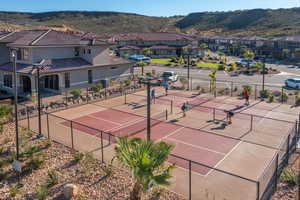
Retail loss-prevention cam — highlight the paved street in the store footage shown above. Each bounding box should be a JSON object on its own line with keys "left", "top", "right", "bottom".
{"left": 143, "top": 63, "right": 300, "bottom": 88}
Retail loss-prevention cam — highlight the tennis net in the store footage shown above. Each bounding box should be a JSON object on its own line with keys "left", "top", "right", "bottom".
{"left": 110, "top": 110, "right": 167, "bottom": 137}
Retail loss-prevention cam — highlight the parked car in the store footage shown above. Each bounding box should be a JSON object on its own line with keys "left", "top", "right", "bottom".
{"left": 157, "top": 71, "right": 178, "bottom": 84}
{"left": 285, "top": 78, "right": 300, "bottom": 89}
{"left": 236, "top": 59, "right": 257, "bottom": 67}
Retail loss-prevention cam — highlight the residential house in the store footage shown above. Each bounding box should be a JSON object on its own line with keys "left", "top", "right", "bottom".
{"left": 0, "top": 30, "right": 133, "bottom": 96}
{"left": 114, "top": 32, "right": 199, "bottom": 58}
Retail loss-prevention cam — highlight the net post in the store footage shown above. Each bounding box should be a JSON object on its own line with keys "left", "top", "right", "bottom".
{"left": 189, "top": 160, "right": 192, "bottom": 200}
{"left": 101, "top": 131, "right": 104, "bottom": 163}
{"left": 250, "top": 115, "right": 253, "bottom": 131}
{"left": 70, "top": 121, "right": 74, "bottom": 149}
{"left": 46, "top": 113, "right": 50, "bottom": 139}
{"left": 256, "top": 181, "right": 260, "bottom": 200}
{"left": 165, "top": 110, "right": 168, "bottom": 120}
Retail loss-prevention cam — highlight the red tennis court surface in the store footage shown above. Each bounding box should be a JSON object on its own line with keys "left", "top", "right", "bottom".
{"left": 61, "top": 108, "right": 240, "bottom": 176}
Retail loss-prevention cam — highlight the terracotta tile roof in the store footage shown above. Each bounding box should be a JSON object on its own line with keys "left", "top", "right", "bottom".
{"left": 149, "top": 45, "right": 176, "bottom": 50}
{"left": 0, "top": 55, "right": 132, "bottom": 74}
{"left": 119, "top": 45, "right": 140, "bottom": 50}
{"left": 114, "top": 32, "right": 196, "bottom": 42}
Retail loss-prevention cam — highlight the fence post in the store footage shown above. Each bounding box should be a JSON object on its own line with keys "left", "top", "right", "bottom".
{"left": 256, "top": 181, "right": 260, "bottom": 200}
{"left": 86, "top": 88, "right": 89, "bottom": 104}
{"left": 101, "top": 131, "right": 104, "bottom": 163}
{"left": 254, "top": 85, "right": 257, "bottom": 100}
{"left": 189, "top": 160, "right": 192, "bottom": 200}
{"left": 26, "top": 106, "right": 30, "bottom": 130}
{"left": 70, "top": 121, "right": 74, "bottom": 149}
{"left": 281, "top": 87, "right": 284, "bottom": 104}
{"left": 275, "top": 154, "right": 279, "bottom": 191}
{"left": 46, "top": 113, "right": 50, "bottom": 139}
{"left": 124, "top": 91, "right": 127, "bottom": 104}
{"left": 171, "top": 100, "right": 173, "bottom": 114}
{"left": 230, "top": 81, "right": 233, "bottom": 97}
{"left": 250, "top": 115, "right": 253, "bottom": 131}
{"left": 286, "top": 134, "right": 290, "bottom": 164}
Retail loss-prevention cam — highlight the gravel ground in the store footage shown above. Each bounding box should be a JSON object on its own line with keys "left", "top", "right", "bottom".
{"left": 0, "top": 123, "right": 185, "bottom": 200}
{"left": 272, "top": 151, "right": 300, "bottom": 200}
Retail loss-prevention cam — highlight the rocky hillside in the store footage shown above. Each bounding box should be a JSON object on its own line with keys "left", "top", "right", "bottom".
{"left": 1, "top": 8, "right": 300, "bottom": 37}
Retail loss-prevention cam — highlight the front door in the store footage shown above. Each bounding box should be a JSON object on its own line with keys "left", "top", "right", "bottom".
{"left": 21, "top": 76, "right": 31, "bottom": 93}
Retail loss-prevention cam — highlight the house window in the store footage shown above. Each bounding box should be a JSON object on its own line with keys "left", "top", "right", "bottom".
{"left": 64, "top": 72, "right": 70, "bottom": 88}
{"left": 17, "top": 48, "right": 29, "bottom": 61}
{"left": 74, "top": 47, "right": 80, "bottom": 56}
{"left": 88, "top": 70, "right": 93, "bottom": 84}
{"left": 83, "top": 49, "right": 86, "bottom": 54}
{"left": 88, "top": 49, "right": 91, "bottom": 54}
{"left": 4, "top": 74, "right": 13, "bottom": 88}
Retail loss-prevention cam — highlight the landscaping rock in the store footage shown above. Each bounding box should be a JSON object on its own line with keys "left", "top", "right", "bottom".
{"left": 63, "top": 184, "right": 79, "bottom": 199}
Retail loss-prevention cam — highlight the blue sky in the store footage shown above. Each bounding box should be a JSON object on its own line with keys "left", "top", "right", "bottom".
{"left": 1, "top": 0, "right": 299, "bottom": 16}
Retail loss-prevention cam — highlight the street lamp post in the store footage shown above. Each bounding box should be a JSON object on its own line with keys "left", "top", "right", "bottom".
{"left": 11, "top": 49, "right": 20, "bottom": 161}
{"left": 33, "top": 64, "right": 45, "bottom": 138}
{"left": 262, "top": 58, "right": 266, "bottom": 91}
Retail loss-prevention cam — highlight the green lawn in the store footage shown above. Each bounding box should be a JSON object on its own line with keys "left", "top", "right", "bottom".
{"left": 151, "top": 59, "right": 173, "bottom": 65}
{"left": 151, "top": 59, "right": 223, "bottom": 69}
{"left": 197, "top": 62, "right": 220, "bottom": 69}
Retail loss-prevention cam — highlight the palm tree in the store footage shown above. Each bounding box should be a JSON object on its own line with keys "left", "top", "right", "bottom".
{"left": 243, "top": 50, "right": 255, "bottom": 69}
{"left": 282, "top": 49, "right": 290, "bottom": 59}
{"left": 209, "top": 70, "right": 217, "bottom": 95}
{"left": 115, "top": 137, "right": 175, "bottom": 200}
{"left": 142, "top": 48, "right": 151, "bottom": 57}
{"left": 138, "top": 61, "right": 147, "bottom": 75}
{"left": 199, "top": 43, "right": 208, "bottom": 58}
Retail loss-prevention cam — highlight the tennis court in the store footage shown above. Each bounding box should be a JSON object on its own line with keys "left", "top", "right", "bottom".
{"left": 19, "top": 87, "right": 299, "bottom": 200}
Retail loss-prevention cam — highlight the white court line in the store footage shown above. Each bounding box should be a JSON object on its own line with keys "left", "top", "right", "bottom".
{"left": 166, "top": 137, "right": 226, "bottom": 156}
{"left": 87, "top": 114, "right": 122, "bottom": 126}
{"left": 205, "top": 141, "right": 242, "bottom": 177}
{"left": 106, "top": 111, "right": 164, "bottom": 132}
{"left": 159, "top": 127, "right": 185, "bottom": 141}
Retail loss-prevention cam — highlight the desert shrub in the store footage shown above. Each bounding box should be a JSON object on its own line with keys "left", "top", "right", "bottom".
{"left": 36, "top": 185, "right": 48, "bottom": 200}
{"left": 26, "top": 157, "right": 44, "bottom": 170}
{"left": 9, "top": 184, "right": 22, "bottom": 197}
{"left": 21, "top": 145, "right": 43, "bottom": 158}
{"left": 295, "top": 91, "right": 299, "bottom": 96}
{"left": 268, "top": 94, "right": 274, "bottom": 103}
{"left": 123, "top": 79, "right": 131, "bottom": 86}
{"left": 70, "top": 89, "right": 81, "bottom": 98}
{"left": 281, "top": 169, "right": 297, "bottom": 186}
{"left": 280, "top": 92, "right": 288, "bottom": 102}
{"left": 73, "top": 152, "right": 84, "bottom": 163}
{"left": 90, "top": 83, "right": 103, "bottom": 93}
{"left": 46, "top": 170, "right": 58, "bottom": 188}
{"left": 217, "top": 64, "right": 225, "bottom": 70}
{"left": 170, "top": 57, "right": 177, "bottom": 63}
{"left": 145, "top": 72, "right": 152, "bottom": 77}
{"left": 260, "top": 90, "right": 270, "bottom": 98}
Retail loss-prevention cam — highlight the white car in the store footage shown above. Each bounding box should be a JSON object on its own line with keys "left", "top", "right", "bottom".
{"left": 285, "top": 78, "right": 300, "bottom": 89}
{"left": 161, "top": 71, "right": 178, "bottom": 82}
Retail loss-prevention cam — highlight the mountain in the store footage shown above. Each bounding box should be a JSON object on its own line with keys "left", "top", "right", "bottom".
{"left": 1, "top": 8, "right": 300, "bottom": 37}
{"left": 176, "top": 8, "right": 300, "bottom": 37}
{"left": 0, "top": 11, "right": 179, "bottom": 34}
